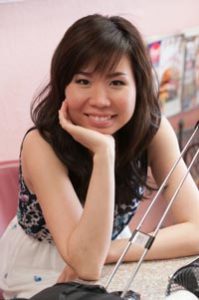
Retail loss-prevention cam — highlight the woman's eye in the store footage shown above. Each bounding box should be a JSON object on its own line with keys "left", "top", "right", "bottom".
{"left": 75, "top": 79, "right": 90, "bottom": 85}
{"left": 111, "top": 80, "right": 125, "bottom": 86}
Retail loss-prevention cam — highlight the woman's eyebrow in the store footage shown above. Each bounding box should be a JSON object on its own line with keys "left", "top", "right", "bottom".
{"left": 107, "top": 72, "right": 127, "bottom": 78}
{"left": 76, "top": 71, "right": 92, "bottom": 76}
{"left": 75, "top": 71, "right": 127, "bottom": 78}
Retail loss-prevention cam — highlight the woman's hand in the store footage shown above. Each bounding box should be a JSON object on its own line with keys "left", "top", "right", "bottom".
{"left": 57, "top": 265, "right": 78, "bottom": 283}
{"left": 58, "top": 100, "right": 115, "bottom": 156}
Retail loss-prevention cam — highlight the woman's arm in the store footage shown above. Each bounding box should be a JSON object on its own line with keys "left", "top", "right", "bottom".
{"left": 106, "top": 116, "right": 199, "bottom": 263}
{"left": 22, "top": 118, "right": 115, "bottom": 280}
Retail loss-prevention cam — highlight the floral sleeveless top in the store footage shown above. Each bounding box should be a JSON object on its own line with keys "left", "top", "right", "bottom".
{"left": 17, "top": 133, "right": 146, "bottom": 243}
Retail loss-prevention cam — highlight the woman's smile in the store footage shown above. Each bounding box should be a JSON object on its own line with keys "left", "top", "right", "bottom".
{"left": 84, "top": 113, "right": 117, "bottom": 128}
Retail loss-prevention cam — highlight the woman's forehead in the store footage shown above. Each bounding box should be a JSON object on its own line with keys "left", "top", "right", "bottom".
{"left": 77, "top": 53, "right": 131, "bottom": 75}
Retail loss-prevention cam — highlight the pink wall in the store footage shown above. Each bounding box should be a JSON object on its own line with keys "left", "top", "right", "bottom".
{"left": 1, "top": 0, "right": 199, "bottom": 160}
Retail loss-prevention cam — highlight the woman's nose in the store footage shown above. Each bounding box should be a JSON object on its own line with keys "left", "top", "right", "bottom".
{"left": 89, "top": 84, "right": 111, "bottom": 107}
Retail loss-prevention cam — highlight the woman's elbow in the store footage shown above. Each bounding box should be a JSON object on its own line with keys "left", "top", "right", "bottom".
{"left": 76, "top": 265, "right": 102, "bottom": 281}
{"left": 66, "top": 254, "right": 103, "bottom": 281}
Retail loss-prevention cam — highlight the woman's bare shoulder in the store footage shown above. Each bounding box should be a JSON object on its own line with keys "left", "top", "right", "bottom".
{"left": 23, "top": 129, "right": 50, "bottom": 149}
{"left": 22, "top": 128, "right": 67, "bottom": 177}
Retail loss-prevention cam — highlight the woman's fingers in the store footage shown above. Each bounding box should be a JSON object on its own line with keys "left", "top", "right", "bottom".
{"left": 58, "top": 100, "right": 115, "bottom": 155}
{"left": 59, "top": 100, "right": 72, "bottom": 127}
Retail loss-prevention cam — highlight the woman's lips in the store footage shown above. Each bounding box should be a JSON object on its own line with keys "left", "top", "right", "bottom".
{"left": 85, "top": 114, "right": 116, "bottom": 127}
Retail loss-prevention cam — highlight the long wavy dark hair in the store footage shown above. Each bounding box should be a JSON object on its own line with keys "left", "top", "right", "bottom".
{"left": 31, "top": 14, "right": 161, "bottom": 209}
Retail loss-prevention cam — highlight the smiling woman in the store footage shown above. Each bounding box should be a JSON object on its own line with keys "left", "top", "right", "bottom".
{"left": 65, "top": 55, "right": 136, "bottom": 134}
{"left": 0, "top": 13, "right": 199, "bottom": 300}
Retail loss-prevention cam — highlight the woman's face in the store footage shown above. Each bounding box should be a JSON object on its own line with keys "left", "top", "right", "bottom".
{"left": 65, "top": 55, "right": 136, "bottom": 135}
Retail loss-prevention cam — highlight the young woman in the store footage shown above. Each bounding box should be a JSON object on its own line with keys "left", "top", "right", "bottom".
{"left": 0, "top": 14, "right": 199, "bottom": 299}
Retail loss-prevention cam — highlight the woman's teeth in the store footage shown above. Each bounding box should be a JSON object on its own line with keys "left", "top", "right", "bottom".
{"left": 88, "top": 115, "right": 112, "bottom": 121}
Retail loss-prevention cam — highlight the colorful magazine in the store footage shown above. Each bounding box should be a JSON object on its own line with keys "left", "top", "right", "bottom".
{"left": 195, "top": 35, "right": 199, "bottom": 106}
{"left": 157, "top": 34, "right": 185, "bottom": 117}
{"left": 181, "top": 35, "right": 197, "bottom": 111}
{"left": 148, "top": 40, "right": 161, "bottom": 93}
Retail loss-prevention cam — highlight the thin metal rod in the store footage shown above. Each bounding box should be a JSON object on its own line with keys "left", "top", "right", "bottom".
{"left": 121, "top": 148, "right": 199, "bottom": 298}
{"left": 105, "top": 241, "right": 132, "bottom": 289}
{"left": 136, "top": 123, "right": 199, "bottom": 232}
{"left": 121, "top": 248, "right": 148, "bottom": 298}
{"left": 153, "top": 147, "right": 199, "bottom": 237}
{"left": 105, "top": 124, "right": 198, "bottom": 290}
